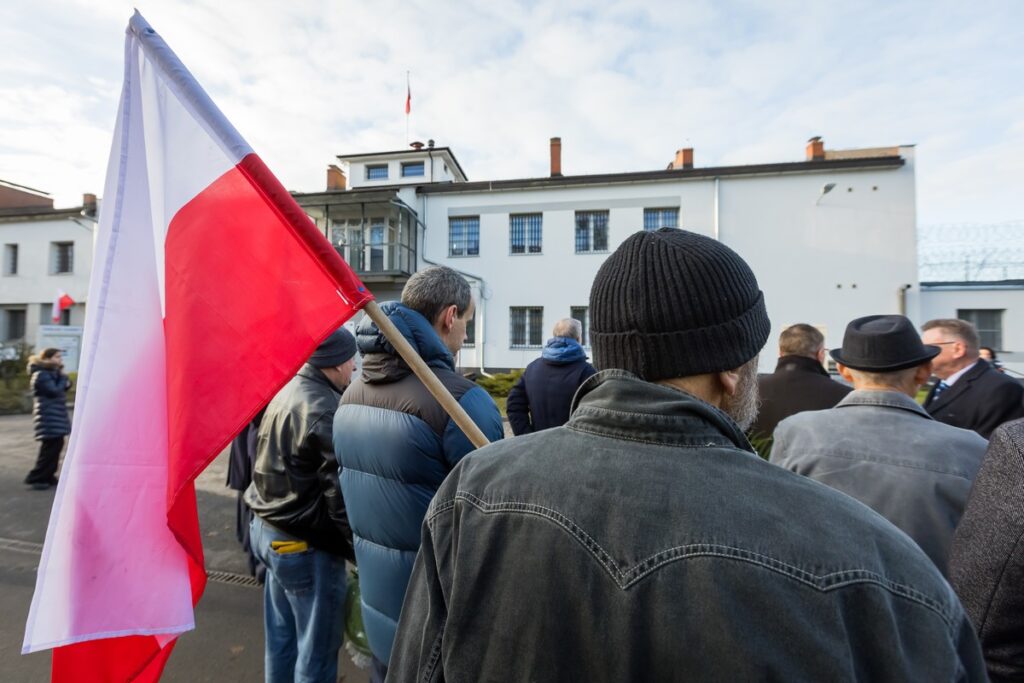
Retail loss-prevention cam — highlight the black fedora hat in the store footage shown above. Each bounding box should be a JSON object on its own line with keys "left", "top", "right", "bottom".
{"left": 830, "top": 315, "right": 941, "bottom": 372}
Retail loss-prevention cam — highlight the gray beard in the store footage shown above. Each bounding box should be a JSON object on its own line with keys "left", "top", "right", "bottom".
{"left": 723, "top": 357, "right": 761, "bottom": 431}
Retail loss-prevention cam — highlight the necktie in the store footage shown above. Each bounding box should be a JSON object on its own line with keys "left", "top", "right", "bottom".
{"left": 932, "top": 380, "right": 950, "bottom": 400}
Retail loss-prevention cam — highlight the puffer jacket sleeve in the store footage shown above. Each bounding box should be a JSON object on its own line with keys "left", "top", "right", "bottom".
{"left": 442, "top": 385, "right": 504, "bottom": 467}
{"left": 33, "top": 370, "right": 65, "bottom": 399}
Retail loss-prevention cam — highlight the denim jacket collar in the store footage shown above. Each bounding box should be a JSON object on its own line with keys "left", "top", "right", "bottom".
{"left": 568, "top": 369, "right": 755, "bottom": 451}
{"left": 835, "top": 389, "right": 933, "bottom": 419}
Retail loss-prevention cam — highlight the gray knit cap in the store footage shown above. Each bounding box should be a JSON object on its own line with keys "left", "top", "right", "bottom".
{"left": 589, "top": 229, "right": 770, "bottom": 381}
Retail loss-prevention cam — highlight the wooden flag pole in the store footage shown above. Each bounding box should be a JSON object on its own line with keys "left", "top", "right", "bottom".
{"left": 363, "top": 299, "right": 491, "bottom": 449}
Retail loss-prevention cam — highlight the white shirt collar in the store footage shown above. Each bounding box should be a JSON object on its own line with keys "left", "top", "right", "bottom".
{"left": 944, "top": 360, "right": 979, "bottom": 387}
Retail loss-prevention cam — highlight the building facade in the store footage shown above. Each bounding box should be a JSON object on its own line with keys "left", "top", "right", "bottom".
{"left": 296, "top": 138, "right": 920, "bottom": 372}
{"left": 0, "top": 180, "right": 94, "bottom": 349}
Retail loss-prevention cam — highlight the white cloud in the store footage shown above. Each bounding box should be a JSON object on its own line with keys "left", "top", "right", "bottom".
{"left": 0, "top": 0, "right": 1020, "bottom": 226}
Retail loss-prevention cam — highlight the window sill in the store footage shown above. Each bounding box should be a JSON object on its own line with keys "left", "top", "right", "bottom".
{"left": 509, "top": 252, "right": 543, "bottom": 256}
{"left": 50, "top": 272, "right": 74, "bottom": 276}
{"left": 510, "top": 345, "right": 543, "bottom": 350}
{"left": 574, "top": 250, "right": 610, "bottom": 255}
{"left": 447, "top": 254, "right": 480, "bottom": 258}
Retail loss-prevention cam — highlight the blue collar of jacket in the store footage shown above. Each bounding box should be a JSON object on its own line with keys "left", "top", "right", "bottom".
{"left": 356, "top": 301, "right": 454, "bottom": 381}
{"left": 567, "top": 369, "right": 755, "bottom": 451}
{"left": 835, "top": 389, "right": 933, "bottom": 419}
{"left": 542, "top": 336, "right": 587, "bottom": 364}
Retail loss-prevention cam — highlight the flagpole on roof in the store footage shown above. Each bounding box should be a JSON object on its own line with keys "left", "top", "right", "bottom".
{"left": 405, "top": 70, "right": 410, "bottom": 145}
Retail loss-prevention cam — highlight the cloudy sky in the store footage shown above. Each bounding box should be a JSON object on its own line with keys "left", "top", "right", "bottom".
{"left": 1, "top": 0, "right": 1020, "bottom": 225}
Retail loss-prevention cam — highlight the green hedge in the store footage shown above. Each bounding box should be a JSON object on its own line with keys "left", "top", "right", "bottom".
{"left": 475, "top": 370, "right": 523, "bottom": 399}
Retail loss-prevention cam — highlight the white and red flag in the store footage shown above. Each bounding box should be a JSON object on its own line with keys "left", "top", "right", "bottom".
{"left": 23, "top": 11, "right": 372, "bottom": 681}
{"left": 50, "top": 290, "right": 74, "bottom": 323}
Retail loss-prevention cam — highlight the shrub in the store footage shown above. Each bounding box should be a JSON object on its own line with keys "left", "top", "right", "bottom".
{"left": 476, "top": 370, "right": 523, "bottom": 399}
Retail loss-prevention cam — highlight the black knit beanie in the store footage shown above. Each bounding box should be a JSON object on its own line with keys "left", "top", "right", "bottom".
{"left": 589, "top": 228, "right": 770, "bottom": 381}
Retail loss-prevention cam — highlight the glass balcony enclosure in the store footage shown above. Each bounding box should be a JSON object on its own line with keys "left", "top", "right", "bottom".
{"left": 296, "top": 190, "right": 417, "bottom": 284}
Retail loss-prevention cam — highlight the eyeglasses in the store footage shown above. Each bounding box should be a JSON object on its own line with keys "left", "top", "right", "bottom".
{"left": 931, "top": 341, "right": 958, "bottom": 345}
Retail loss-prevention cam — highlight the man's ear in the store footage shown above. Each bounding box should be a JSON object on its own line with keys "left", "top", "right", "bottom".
{"left": 837, "top": 363, "right": 854, "bottom": 383}
{"left": 437, "top": 304, "right": 458, "bottom": 332}
{"left": 718, "top": 368, "right": 741, "bottom": 397}
{"left": 817, "top": 347, "right": 827, "bottom": 365}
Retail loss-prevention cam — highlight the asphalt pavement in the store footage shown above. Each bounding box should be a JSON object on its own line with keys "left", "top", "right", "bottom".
{"left": 0, "top": 413, "right": 367, "bottom": 681}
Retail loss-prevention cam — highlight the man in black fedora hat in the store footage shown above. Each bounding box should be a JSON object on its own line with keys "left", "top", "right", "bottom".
{"left": 772, "top": 314, "right": 988, "bottom": 576}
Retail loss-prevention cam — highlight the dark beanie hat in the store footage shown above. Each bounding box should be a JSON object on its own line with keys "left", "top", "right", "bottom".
{"left": 589, "top": 228, "right": 770, "bottom": 381}
{"left": 309, "top": 327, "right": 357, "bottom": 368}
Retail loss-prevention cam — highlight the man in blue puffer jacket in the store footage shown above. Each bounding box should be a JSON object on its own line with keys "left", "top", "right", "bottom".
{"left": 507, "top": 318, "right": 597, "bottom": 435}
{"left": 333, "top": 266, "right": 504, "bottom": 681}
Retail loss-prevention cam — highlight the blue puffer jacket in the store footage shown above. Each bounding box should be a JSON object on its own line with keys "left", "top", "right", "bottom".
{"left": 506, "top": 337, "right": 597, "bottom": 435}
{"left": 29, "top": 358, "right": 72, "bottom": 440}
{"left": 333, "top": 301, "right": 504, "bottom": 663}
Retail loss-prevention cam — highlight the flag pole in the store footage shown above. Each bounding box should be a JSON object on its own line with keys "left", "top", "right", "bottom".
{"left": 363, "top": 300, "right": 490, "bottom": 449}
{"left": 405, "top": 70, "right": 410, "bottom": 145}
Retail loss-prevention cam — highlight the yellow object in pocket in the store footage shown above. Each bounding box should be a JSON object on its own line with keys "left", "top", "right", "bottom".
{"left": 270, "top": 540, "right": 308, "bottom": 554}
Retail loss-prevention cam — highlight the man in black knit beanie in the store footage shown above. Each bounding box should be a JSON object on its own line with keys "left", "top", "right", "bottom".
{"left": 388, "top": 229, "right": 985, "bottom": 682}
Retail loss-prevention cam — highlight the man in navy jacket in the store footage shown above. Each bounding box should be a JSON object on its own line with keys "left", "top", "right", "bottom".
{"left": 507, "top": 318, "right": 597, "bottom": 435}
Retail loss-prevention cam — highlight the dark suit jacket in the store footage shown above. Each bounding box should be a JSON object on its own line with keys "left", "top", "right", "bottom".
{"left": 750, "top": 355, "right": 852, "bottom": 439}
{"left": 924, "top": 360, "right": 1024, "bottom": 438}
{"left": 949, "top": 419, "right": 1024, "bottom": 682}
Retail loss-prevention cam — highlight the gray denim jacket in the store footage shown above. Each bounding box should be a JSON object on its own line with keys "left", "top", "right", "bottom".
{"left": 388, "top": 372, "right": 985, "bottom": 682}
{"left": 772, "top": 390, "right": 988, "bottom": 576}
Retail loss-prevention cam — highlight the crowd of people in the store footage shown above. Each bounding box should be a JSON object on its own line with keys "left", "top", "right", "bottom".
{"left": 28, "top": 228, "right": 1023, "bottom": 681}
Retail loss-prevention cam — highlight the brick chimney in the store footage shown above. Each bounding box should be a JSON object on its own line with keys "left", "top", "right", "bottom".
{"left": 672, "top": 148, "right": 694, "bottom": 170}
{"left": 410, "top": 141, "right": 425, "bottom": 150}
{"left": 806, "top": 136, "right": 825, "bottom": 161}
{"left": 326, "top": 165, "right": 347, "bottom": 191}
{"left": 550, "top": 137, "right": 562, "bottom": 177}
{"left": 82, "top": 193, "right": 98, "bottom": 217}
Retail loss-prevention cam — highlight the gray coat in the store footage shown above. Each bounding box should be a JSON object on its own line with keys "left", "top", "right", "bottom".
{"left": 772, "top": 390, "right": 987, "bottom": 576}
{"left": 950, "top": 419, "right": 1024, "bottom": 682}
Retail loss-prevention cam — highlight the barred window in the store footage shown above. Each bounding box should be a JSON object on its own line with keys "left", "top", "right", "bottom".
{"left": 575, "top": 211, "right": 609, "bottom": 253}
{"left": 570, "top": 306, "right": 590, "bottom": 346}
{"left": 401, "top": 161, "right": 424, "bottom": 177}
{"left": 958, "top": 309, "right": 1004, "bottom": 351}
{"left": 51, "top": 242, "right": 74, "bottom": 274}
{"left": 2, "top": 308, "right": 26, "bottom": 341}
{"left": 464, "top": 315, "right": 475, "bottom": 346}
{"left": 510, "top": 307, "right": 544, "bottom": 348}
{"left": 366, "top": 164, "right": 388, "bottom": 180}
{"left": 510, "top": 213, "right": 542, "bottom": 254}
{"left": 449, "top": 217, "right": 480, "bottom": 256}
{"left": 644, "top": 208, "right": 679, "bottom": 231}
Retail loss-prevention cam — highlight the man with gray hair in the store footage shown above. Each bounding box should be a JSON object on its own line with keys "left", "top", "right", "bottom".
{"left": 506, "top": 317, "right": 597, "bottom": 435}
{"left": 389, "top": 232, "right": 984, "bottom": 681}
{"left": 332, "top": 266, "right": 504, "bottom": 682}
{"left": 772, "top": 315, "right": 988, "bottom": 575}
{"left": 749, "top": 323, "right": 851, "bottom": 442}
{"left": 922, "top": 318, "right": 1024, "bottom": 438}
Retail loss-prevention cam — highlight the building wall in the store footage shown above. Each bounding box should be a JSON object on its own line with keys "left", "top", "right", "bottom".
{"left": 0, "top": 217, "right": 92, "bottom": 346}
{"left": 415, "top": 148, "right": 918, "bottom": 372}
{"left": 920, "top": 286, "right": 1024, "bottom": 375}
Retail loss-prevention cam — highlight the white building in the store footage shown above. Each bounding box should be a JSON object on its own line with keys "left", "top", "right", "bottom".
{"left": 296, "top": 137, "right": 920, "bottom": 372}
{"left": 0, "top": 180, "right": 94, "bottom": 349}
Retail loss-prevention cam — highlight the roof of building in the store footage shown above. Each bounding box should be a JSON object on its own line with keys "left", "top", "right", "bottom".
{"left": 921, "top": 279, "right": 1024, "bottom": 290}
{"left": 416, "top": 155, "right": 904, "bottom": 195}
{"left": 336, "top": 147, "right": 468, "bottom": 181}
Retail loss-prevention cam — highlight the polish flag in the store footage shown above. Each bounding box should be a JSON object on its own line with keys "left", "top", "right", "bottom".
{"left": 406, "top": 78, "right": 411, "bottom": 115}
{"left": 50, "top": 290, "right": 75, "bottom": 323}
{"left": 23, "top": 11, "right": 372, "bottom": 681}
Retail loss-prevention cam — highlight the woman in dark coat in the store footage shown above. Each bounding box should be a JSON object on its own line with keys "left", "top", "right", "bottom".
{"left": 25, "top": 348, "right": 72, "bottom": 490}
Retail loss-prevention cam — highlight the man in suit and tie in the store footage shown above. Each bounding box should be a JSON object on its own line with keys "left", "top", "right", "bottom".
{"left": 921, "top": 319, "right": 1024, "bottom": 438}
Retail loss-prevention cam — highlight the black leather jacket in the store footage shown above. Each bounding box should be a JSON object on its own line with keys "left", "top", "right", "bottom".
{"left": 390, "top": 371, "right": 985, "bottom": 682}
{"left": 244, "top": 364, "right": 353, "bottom": 560}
